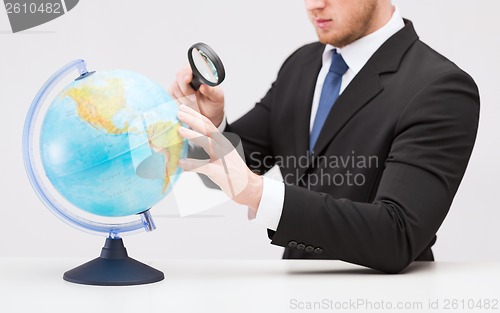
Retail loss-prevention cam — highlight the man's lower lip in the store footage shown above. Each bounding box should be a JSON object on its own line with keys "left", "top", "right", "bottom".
{"left": 316, "top": 20, "right": 332, "bottom": 29}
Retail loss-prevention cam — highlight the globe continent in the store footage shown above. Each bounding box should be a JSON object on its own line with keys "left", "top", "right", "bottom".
{"left": 40, "top": 70, "right": 187, "bottom": 217}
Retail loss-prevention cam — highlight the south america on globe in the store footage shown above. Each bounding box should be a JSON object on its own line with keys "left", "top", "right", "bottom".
{"left": 40, "top": 70, "right": 187, "bottom": 217}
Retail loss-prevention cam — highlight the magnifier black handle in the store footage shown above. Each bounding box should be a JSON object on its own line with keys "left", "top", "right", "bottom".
{"left": 188, "top": 42, "right": 225, "bottom": 92}
{"left": 190, "top": 78, "right": 202, "bottom": 91}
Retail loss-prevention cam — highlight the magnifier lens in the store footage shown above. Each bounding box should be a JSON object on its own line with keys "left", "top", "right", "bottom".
{"left": 188, "top": 42, "right": 225, "bottom": 91}
{"left": 191, "top": 48, "right": 219, "bottom": 84}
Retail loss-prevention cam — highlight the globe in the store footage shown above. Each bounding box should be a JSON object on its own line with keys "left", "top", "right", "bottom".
{"left": 39, "top": 69, "right": 187, "bottom": 217}
{"left": 23, "top": 60, "right": 188, "bottom": 285}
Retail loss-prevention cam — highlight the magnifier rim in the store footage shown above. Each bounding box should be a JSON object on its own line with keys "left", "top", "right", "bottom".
{"left": 188, "top": 42, "right": 226, "bottom": 87}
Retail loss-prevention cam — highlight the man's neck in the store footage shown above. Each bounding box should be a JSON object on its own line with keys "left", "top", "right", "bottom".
{"left": 364, "top": 5, "right": 396, "bottom": 38}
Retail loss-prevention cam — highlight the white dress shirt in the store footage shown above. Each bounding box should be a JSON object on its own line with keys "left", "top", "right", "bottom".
{"left": 253, "top": 6, "right": 405, "bottom": 230}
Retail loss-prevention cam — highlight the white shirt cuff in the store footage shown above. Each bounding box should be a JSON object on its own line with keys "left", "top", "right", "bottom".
{"left": 253, "top": 176, "right": 285, "bottom": 231}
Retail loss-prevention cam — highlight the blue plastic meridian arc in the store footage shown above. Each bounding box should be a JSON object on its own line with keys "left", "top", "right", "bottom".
{"left": 22, "top": 59, "right": 148, "bottom": 237}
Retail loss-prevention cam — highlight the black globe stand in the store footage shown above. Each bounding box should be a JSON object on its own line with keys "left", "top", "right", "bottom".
{"left": 63, "top": 237, "right": 164, "bottom": 286}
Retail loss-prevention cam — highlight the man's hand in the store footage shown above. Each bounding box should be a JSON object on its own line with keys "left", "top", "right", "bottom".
{"left": 169, "top": 66, "right": 225, "bottom": 127}
{"left": 176, "top": 105, "right": 263, "bottom": 214}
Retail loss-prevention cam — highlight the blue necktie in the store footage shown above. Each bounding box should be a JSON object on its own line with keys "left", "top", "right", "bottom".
{"left": 309, "top": 49, "right": 349, "bottom": 153}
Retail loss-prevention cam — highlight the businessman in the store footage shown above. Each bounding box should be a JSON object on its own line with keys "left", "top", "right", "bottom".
{"left": 170, "top": 0, "right": 480, "bottom": 273}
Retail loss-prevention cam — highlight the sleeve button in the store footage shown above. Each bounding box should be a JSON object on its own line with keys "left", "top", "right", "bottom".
{"left": 305, "top": 246, "right": 314, "bottom": 253}
{"left": 314, "top": 247, "right": 323, "bottom": 254}
{"left": 288, "top": 241, "right": 297, "bottom": 248}
{"left": 297, "top": 243, "right": 305, "bottom": 250}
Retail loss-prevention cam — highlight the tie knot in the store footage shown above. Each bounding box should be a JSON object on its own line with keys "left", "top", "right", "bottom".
{"left": 329, "top": 50, "right": 349, "bottom": 75}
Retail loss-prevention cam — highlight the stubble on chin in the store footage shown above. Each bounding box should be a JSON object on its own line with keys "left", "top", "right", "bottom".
{"left": 316, "top": 1, "right": 377, "bottom": 48}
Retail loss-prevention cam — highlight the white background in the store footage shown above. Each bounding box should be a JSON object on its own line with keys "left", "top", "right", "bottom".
{"left": 0, "top": 0, "right": 499, "bottom": 262}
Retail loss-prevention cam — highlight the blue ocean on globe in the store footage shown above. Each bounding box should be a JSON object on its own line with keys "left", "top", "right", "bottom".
{"left": 40, "top": 70, "right": 187, "bottom": 217}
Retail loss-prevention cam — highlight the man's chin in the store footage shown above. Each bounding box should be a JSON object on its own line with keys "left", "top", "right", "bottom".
{"left": 315, "top": 29, "right": 339, "bottom": 45}
{"left": 317, "top": 34, "right": 341, "bottom": 47}
{"left": 316, "top": 31, "right": 357, "bottom": 48}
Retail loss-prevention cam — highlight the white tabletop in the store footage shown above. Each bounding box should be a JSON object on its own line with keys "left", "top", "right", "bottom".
{"left": 1, "top": 258, "right": 499, "bottom": 313}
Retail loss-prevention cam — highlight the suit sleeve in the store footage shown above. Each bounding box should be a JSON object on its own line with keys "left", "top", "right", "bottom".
{"left": 225, "top": 85, "right": 275, "bottom": 175}
{"left": 268, "top": 70, "right": 480, "bottom": 273}
{"left": 224, "top": 46, "right": 306, "bottom": 174}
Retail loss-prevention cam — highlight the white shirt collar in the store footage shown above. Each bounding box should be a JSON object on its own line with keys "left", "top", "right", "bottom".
{"left": 322, "top": 6, "right": 405, "bottom": 75}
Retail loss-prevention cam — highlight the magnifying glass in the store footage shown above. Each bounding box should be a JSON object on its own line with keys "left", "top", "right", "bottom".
{"left": 188, "top": 42, "right": 225, "bottom": 91}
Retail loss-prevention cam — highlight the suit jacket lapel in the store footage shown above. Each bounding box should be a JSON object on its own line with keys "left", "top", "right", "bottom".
{"left": 311, "top": 19, "right": 419, "bottom": 157}
{"left": 311, "top": 63, "right": 383, "bottom": 156}
{"left": 291, "top": 20, "right": 419, "bottom": 178}
{"left": 292, "top": 47, "right": 385, "bottom": 181}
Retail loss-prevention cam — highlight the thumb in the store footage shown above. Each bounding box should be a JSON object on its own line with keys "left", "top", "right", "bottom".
{"left": 199, "top": 84, "right": 223, "bottom": 102}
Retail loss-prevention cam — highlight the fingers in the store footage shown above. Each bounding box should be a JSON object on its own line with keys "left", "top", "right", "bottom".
{"left": 178, "top": 126, "right": 215, "bottom": 157}
{"left": 176, "top": 66, "right": 196, "bottom": 97}
{"left": 178, "top": 158, "right": 211, "bottom": 173}
{"left": 169, "top": 83, "right": 196, "bottom": 107}
{"left": 177, "top": 105, "right": 218, "bottom": 136}
{"left": 169, "top": 65, "right": 224, "bottom": 106}
{"left": 168, "top": 66, "right": 198, "bottom": 108}
{"left": 178, "top": 105, "right": 236, "bottom": 161}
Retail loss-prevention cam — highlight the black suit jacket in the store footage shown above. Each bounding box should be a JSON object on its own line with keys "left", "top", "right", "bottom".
{"left": 225, "top": 20, "right": 480, "bottom": 273}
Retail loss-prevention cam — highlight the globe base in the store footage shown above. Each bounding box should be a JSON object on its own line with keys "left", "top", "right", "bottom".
{"left": 63, "top": 238, "right": 164, "bottom": 286}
